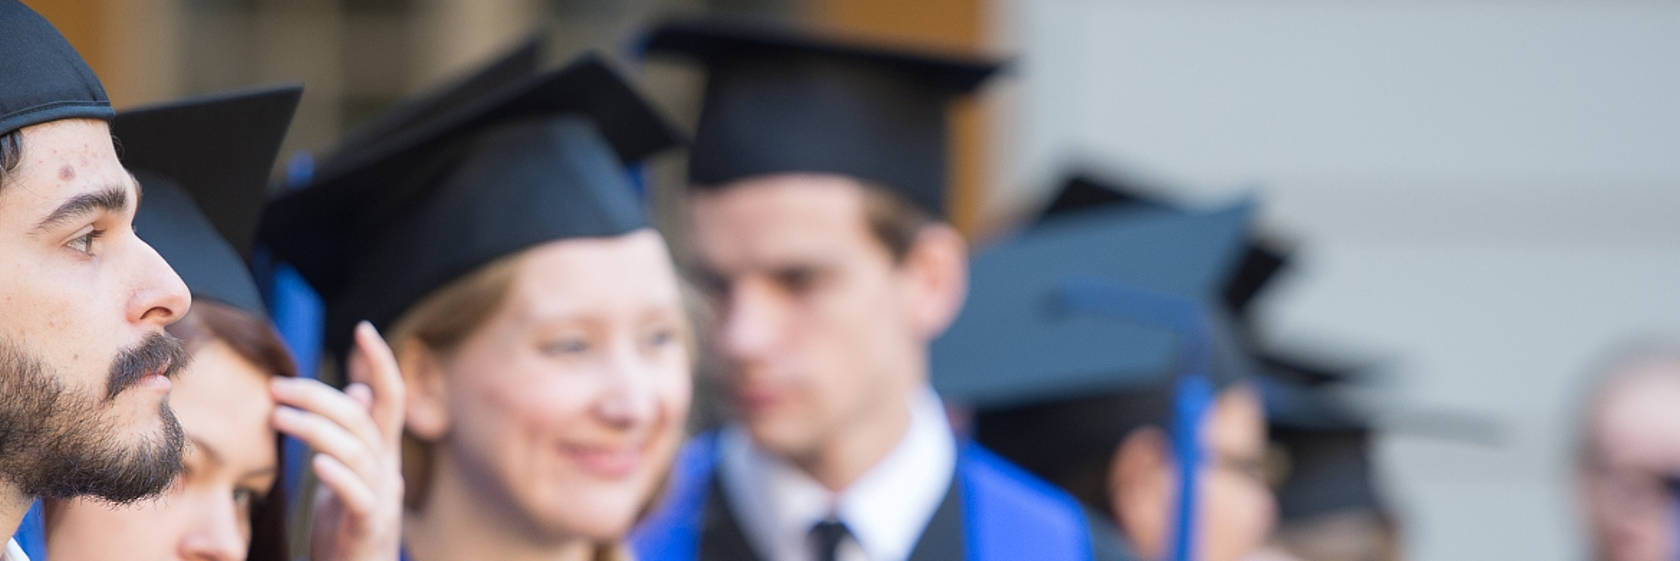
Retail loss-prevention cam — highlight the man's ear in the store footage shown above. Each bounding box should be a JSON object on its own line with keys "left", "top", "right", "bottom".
{"left": 396, "top": 340, "right": 451, "bottom": 441}
{"left": 1110, "top": 426, "right": 1175, "bottom": 559}
{"left": 897, "top": 223, "right": 968, "bottom": 340}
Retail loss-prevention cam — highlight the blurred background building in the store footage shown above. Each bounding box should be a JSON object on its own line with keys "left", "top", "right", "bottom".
{"left": 33, "top": 1, "right": 1680, "bottom": 560}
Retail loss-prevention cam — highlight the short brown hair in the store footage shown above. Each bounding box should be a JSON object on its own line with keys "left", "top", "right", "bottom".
{"left": 860, "top": 186, "right": 940, "bottom": 262}
{"left": 165, "top": 300, "right": 298, "bottom": 561}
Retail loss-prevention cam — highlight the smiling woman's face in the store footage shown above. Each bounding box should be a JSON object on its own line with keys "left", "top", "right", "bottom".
{"left": 409, "top": 229, "right": 693, "bottom": 542}
{"left": 46, "top": 336, "right": 279, "bottom": 561}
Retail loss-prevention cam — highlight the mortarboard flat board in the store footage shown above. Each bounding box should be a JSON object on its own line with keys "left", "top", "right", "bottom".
{"left": 0, "top": 0, "right": 113, "bottom": 135}
{"left": 1038, "top": 171, "right": 1291, "bottom": 321}
{"left": 260, "top": 52, "right": 683, "bottom": 357}
{"left": 119, "top": 84, "right": 302, "bottom": 317}
{"left": 327, "top": 33, "right": 546, "bottom": 163}
{"left": 641, "top": 16, "right": 1003, "bottom": 218}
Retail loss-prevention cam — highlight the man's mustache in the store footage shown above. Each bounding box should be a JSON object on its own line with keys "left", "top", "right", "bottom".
{"left": 105, "top": 333, "right": 190, "bottom": 401}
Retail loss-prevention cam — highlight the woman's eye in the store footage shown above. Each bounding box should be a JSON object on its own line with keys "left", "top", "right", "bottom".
{"left": 644, "top": 328, "right": 678, "bottom": 348}
{"left": 540, "top": 338, "right": 590, "bottom": 356}
{"left": 66, "top": 229, "right": 103, "bottom": 256}
{"left": 232, "top": 487, "right": 266, "bottom": 512}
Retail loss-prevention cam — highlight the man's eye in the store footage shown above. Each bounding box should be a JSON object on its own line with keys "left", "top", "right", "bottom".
{"left": 67, "top": 229, "right": 104, "bottom": 255}
{"left": 773, "top": 269, "right": 818, "bottom": 293}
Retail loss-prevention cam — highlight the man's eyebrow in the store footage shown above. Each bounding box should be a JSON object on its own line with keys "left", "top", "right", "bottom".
{"left": 32, "top": 184, "right": 129, "bottom": 233}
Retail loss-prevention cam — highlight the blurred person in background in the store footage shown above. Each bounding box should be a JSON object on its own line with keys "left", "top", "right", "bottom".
{"left": 946, "top": 202, "right": 1275, "bottom": 561}
{"left": 1575, "top": 342, "right": 1680, "bottom": 561}
{"left": 260, "top": 48, "right": 692, "bottom": 561}
{"left": 631, "top": 17, "right": 1112, "bottom": 561}
{"left": 0, "top": 1, "right": 196, "bottom": 554}
{"left": 42, "top": 85, "right": 406, "bottom": 561}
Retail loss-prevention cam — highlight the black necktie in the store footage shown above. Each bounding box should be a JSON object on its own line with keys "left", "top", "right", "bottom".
{"left": 810, "top": 519, "right": 851, "bottom": 561}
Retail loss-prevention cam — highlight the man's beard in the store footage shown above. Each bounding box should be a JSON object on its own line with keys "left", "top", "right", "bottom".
{"left": 0, "top": 333, "right": 188, "bottom": 504}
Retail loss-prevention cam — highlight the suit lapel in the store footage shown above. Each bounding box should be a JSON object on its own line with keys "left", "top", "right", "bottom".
{"left": 697, "top": 470, "right": 768, "bottom": 561}
{"left": 906, "top": 474, "right": 968, "bottom": 561}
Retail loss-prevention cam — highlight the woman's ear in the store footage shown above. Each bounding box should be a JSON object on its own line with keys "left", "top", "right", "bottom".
{"left": 396, "top": 340, "right": 450, "bottom": 441}
{"left": 1109, "top": 425, "right": 1175, "bottom": 559}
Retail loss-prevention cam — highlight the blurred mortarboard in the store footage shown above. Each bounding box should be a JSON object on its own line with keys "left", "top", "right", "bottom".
{"left": 949, "top": 201, "right": 1259, "bottom": 521}
{"left": 1259, "top": 371, "right": 1390, "bottom": 522}
{"left": 1038, "top": 171, "right": 1291, "bottom": 320}
{"left": 327, "top": 33, "right": 545, "bottom": 161}
{"left": 260, "top": 52, "right": 683, "bottom": 356}
{"left": 1260, "top": 357, "right": 1501, "bottom": 522}
{"left": 641, "top": 16, "right": 1003, "bottom": 218}
{"left": 120, "top": 84, "right": 302, "bottom": 316}
{"left": 934, "top": 201, "right": 1257, "bottom": 410}
{"left": 0, "top": 0, "right": 113, "bottom": 135}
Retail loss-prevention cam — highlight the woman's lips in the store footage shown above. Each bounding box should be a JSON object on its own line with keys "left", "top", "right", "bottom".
{"left": 563, "top": 443, "right": 645, "bottom": 478}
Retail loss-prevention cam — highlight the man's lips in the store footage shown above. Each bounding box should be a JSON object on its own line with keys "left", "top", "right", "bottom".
{"left": 732, "top": 384, "right": 792, "bottom": 414}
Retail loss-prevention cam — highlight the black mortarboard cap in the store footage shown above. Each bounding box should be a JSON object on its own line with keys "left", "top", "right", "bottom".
{"left": 1258, "top": 372, "right": 1389, "bottom": 521}
{"left": 0, "top": 0, "right": 113, "bottom": 135}
{"left": 1273, "top": 423, "right": 1386, "bottom": 522}
{"left": 260, "top": 53, "right": 683, "bottom": 356}
{"left": 934, "top": 201, "right": 1257, "bottom": 409}
{"left": 1038, "top": 172, "right": 1291, "bottom": 320}
{"left": 120, "top": 85, "right": 302, "bottom": 316}
{"left": 641, "top": 17, "right": 1003, "bottom": 217}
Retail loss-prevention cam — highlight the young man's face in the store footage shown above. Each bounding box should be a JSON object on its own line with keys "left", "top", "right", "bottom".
{"left": 0, "top": 118, "right": 192, "bottom": 503}
{"left": 688, "top": 174, "right": 950, "bottom": 460}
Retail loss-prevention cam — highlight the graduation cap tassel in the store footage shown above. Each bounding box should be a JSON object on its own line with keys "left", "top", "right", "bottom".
{"left": 1055, "top": 278, "right": 1218, "bottom": 561}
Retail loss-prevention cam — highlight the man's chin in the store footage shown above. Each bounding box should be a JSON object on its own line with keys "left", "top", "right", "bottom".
{"left": 57, "top": 402, "right": 186, "bottom": 504}
{"left": 741, "top": 418, "right": 819, "bottom": 458}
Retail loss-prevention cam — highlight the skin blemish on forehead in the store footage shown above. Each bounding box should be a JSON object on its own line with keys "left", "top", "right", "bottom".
{"left": 59, "top": 165, "right": 75, "bottom": 182}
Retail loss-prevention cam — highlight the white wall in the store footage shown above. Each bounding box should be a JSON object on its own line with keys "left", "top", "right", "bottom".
{"left": 993, "top": 2, "right": 1680, "bottom": 559}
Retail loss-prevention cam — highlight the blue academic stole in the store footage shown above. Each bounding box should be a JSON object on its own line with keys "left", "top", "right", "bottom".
{"left": 630, "top": 431, "right": 1095, "bottom": 561}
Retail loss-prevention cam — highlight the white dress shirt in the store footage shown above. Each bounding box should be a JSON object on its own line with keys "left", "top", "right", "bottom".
{"left": 3, "top": 539, "right": 28, "bottom": 561}
{"left": 718, "top": 387, "right": 957, "bottom": 561}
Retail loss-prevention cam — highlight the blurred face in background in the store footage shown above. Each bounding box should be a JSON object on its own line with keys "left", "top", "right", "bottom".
{"left": 46, "top": 302, "right": 289, "bottom": 561}
{"left": 1114, "top": 384, "right": 1276, "bottom": 561}
{"left": 1579, "top": 362, "right": 1680, "bottom": 561}
{"left": 401, "top": 230, "right": 692, "bottom": 541}
{"left": 0, "top": 119, "right": 193, "bottom": 504}
{"left": 687, "top": 174, "right": 966, "bottom": 465}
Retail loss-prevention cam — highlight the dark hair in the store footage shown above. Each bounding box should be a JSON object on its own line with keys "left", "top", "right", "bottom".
{"left": 0, "top": 129, "right": 23, "bottom": 190}
{"left": 166, "top": 301, "right": 298, "bottom": 561}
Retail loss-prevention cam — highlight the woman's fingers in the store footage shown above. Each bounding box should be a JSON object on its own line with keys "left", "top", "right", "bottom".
{"left": 313, "top": 454, "right": 375, "bottom": 522}
{"left": 271, "top": 377, "right": 382, "bottom": 450}
{"left": 273, "top": 405, "right": 380, "bottom": 482}
{"left": 351, "top": 321, "right": 407, "bottom": 448}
